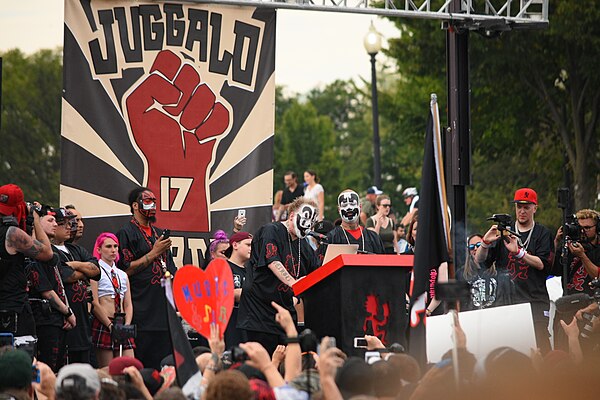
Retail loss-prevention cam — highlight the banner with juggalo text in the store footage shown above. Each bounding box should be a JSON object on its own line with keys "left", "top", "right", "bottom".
{"left": 60, "top": 0, "right": 275, "bottom": 267}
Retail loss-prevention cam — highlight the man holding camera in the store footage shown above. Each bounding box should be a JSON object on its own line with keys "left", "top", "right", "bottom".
{"left": 553, "top": 209, "right": 600, "bottom": 295}
{"left": 476, "top": 188, "right": 554, "bottom": 353}
{"left": 116, "top": 187, "right": 176, "bottom": 370}
{"left": 0, "top": 184, "right": 54, "bottom": 339}
{"left": 551, "top": 209, "right": 600, "bottom": 350}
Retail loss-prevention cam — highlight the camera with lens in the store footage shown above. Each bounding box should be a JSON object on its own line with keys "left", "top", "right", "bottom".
{"left": 563, "top": 214, "right": 582, "bottom": 241}
{"left": 231, "top": 346, "right": 249, "bottom": 362}
{"left": 111, "top": 313, "right": 137, "bottom": 344}
{"left": 298, "top": 329, "right": 318, "bottom": 353}
{"left": 85, "top": 285, "right": 94, "bottom": 304}
{"left": 487, "top": 214, "right": 520, "bottom": 242}
{"left": 556, "top": 278, "right": 600, "bottom": 342}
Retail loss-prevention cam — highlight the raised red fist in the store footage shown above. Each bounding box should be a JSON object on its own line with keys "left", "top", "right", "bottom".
{"left": 126, "top": 50, "right": 230, "bottom": 231}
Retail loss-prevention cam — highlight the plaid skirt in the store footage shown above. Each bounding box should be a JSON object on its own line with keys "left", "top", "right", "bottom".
{"left": 91, "top": 317, "right": 135, "bottom": 350}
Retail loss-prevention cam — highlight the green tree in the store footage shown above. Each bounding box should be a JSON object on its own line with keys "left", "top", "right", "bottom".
{"left": 380, "top": 2, "right": 597, "bottom": 234}
{"left": 0, "top": 48, "right": 62, "bottom": 204}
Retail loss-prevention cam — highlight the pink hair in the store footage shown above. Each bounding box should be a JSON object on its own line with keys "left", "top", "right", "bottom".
{"left": 93, "top": 232, "right": 120, "bottom": 262}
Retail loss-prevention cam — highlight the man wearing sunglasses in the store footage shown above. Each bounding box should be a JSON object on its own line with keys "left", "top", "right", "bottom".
{"left": 551, "top": 209, "right": 600, "bottom": 351}
{"left": 552, "top": 209, "right": 600, "bottom": 296}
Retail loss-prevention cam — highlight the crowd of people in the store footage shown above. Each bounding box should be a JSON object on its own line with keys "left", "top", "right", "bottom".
{"left": 1, "top": 176, "right": 600, "bottom": 399}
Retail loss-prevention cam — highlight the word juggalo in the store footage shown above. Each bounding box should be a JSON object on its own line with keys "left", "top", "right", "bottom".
{"left": 126, "top": 49, "right": 231, "bottom": 231}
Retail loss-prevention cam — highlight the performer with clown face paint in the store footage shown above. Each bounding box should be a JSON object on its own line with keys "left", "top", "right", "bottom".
{"left": 320, "top": 190, "right": 385, "bottom": 259}
{"left": 237, "top": 197, "right": 320, "bottom": 355}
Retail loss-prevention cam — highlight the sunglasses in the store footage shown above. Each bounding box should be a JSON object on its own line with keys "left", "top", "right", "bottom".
{"left": 581, "top": 225, "right": 596, "bottom": 231}
{"left": 380, "top": 204, "right": 391, "bottom": 208}
{"left": 468, "top": 242, "right": 482, "bottom": 250}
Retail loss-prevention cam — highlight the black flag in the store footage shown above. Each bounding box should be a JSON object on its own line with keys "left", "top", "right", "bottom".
{"left": 408, "top": 94, "right": 451, "bottom": 366}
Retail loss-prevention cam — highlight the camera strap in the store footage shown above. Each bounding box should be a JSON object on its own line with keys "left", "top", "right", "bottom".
{"left": 50, "top": 255, "right": 70, "bottom": 309}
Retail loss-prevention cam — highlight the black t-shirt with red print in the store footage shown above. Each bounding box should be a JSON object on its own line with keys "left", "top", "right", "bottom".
{"left": 237, "top": 222, "right": 318, "bottom": 335}
{"left": 551, "top": 240, "right": 600, "bottom": 296}
{"left": 116, "top": 218, "right": 176, "bottom": 331}
{"left": 483, "top": 222, "right": 554, "bottom": 309}
{"left": 55, "top": 243, "right": 100, "bottom": 351}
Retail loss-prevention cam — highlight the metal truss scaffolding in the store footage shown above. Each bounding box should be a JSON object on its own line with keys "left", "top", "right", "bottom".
{"left": 189, "top": 0, "right": 548, "bottom": 29}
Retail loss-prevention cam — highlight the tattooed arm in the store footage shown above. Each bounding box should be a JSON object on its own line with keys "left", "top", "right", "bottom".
{"left": 6, "top": 216, "right": 53, "bottom": 261}
{"left": 268, "top": 261, "right": 297, "bottom": 288}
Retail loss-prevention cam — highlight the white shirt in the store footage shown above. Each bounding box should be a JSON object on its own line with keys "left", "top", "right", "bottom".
{"left": 98, "top": 259, "right": 129, "bottom": 299}
{"left": 304, "top": 183, "right": 324, "bottom": 203}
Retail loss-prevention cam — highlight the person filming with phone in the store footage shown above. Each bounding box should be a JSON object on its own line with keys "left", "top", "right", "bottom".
{"left": 116, "top": 187, "right": 176, "bottom": 370}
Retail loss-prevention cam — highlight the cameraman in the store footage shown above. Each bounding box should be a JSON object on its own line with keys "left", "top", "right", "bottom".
{"left": 0, "top": 184, "right": 54, "bottom": 338}
{"left": 475, "top": 188, "right": 554, "bottom": 353}
{"left": 552, "top": 209, "right": 600, "bottom": 293}
{"left": 552, "top": 209, "right": 600, "bottom": 350}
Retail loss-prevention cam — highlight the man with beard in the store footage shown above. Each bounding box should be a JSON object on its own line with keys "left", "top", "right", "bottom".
{"left": 48, "top": 207, "right": 100, "bottom": 364}
{"left": 476, "top": 188, "right": 553, "bottom": 353}
{"left": 237, "top": 198, "right": 320, "bottom": 355}
{"left": 325, "top": 190, "right": 385, "bottom": 256}
{"left": 116, "top": 187, "right": 176, "bottom": 369}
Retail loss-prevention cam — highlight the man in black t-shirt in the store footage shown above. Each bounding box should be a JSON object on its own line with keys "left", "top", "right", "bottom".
{"left": 476, "top": 188, "right": 554, "bottom": 353}
{"left": 0, "top": 184, "right": 54, "bottom": 339}
{"left": 551, "top": 209, "right": 600, "bottom": 350}
{"left": 321, "top": 190, "right": 385, "bottom": 262}
{"left": 237, "top": 197, "right": 319, "bottom": 355}
{"left": 116, "top": 187, "right": 176, "bottom": 370}
{"left": 31, "top": 207, "right": 79, "bottom": 372}
{"left": 225, "top": 231, "right": 252, "bottom": 347}
{"left": 278, "top": 171, "right": 305, "bottom": 221}
{"left": 47, "top": 207, "right": 100, "bottom": 365}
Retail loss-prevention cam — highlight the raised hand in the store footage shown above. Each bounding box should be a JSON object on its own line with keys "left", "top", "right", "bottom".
{"left": 126, "top": 50, "right": 231, "bottom": 231}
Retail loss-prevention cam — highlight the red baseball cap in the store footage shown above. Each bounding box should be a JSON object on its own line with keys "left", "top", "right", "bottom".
{"left": 229, "top": 231, "right": 252, "bottom": 245}
{"left": 513, "top": 188, "right": 538, "bottom": 205}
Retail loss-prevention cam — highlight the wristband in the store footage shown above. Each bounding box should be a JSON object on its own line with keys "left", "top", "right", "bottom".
{"left": 515, "top": 248, "right": 527, "bottom": 259}
{"left": 286, "top": 336, "right": 300, "bottom": 344}
{"left": 64, "top": 307, "right": 73, "bottom": 317}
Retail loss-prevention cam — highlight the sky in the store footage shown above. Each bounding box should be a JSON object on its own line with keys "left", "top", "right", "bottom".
{"left": 0, "top": 1, "right": 399, "bottom": 94}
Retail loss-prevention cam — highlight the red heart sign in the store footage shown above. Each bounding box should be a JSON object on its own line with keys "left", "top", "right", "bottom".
{"left": 173, "top": 259, "right": 234, "bottom": 339}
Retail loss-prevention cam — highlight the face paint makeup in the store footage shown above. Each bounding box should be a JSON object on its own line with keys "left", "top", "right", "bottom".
{"left": 293, "top": 204, "right": 318, "bottom": 239}
{"left": 138, "top": 190, "right": 157, "bottom": 219}
{"left": 338, "top": 191, "right": 360, "bottom": 223}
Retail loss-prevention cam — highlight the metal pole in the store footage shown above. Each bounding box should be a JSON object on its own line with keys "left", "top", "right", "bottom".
{"left": 0, "top": 57, "right": 3, "bottom": 130}
{"left": 446, "top": 0, "right": 471, "bottom": 271}
{"left": 370, "top": 53, "right": 382, "bottom": 189}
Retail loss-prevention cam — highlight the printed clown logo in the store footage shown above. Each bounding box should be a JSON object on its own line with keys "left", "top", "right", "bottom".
{"left": 364, "top": 294, "right": 390, "bottom": 344}
{"left": 125, "top": 50, "right": 232, "bottom": 231}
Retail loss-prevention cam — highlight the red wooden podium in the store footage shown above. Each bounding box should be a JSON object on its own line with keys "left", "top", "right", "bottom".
{"left": 293, "top": 254, "right": 413, "bottom": 356}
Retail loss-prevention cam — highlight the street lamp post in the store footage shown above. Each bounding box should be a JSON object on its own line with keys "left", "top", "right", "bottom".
{"left": 364, "top": 22, "right": 383, "bottom": 189}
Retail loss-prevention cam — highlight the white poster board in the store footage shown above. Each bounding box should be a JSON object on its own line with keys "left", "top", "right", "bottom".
{"left": 426, "top": 303, "right": 536, "bottom": 363}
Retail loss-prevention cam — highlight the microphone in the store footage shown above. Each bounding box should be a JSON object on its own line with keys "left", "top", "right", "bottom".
{"left": 306, "top": 230, "right": 329, "bottom": 243}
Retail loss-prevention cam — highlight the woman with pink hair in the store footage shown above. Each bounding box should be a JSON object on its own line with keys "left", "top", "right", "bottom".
{"left": 90, "top": 232, "right": 135, "bottom": 366}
